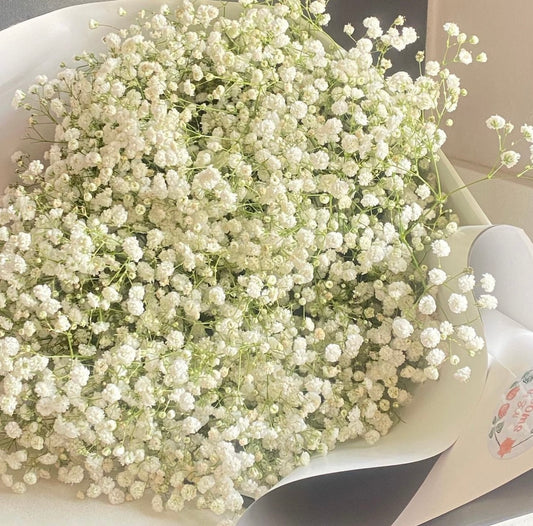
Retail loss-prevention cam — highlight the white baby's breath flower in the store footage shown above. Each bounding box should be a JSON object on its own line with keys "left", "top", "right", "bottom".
{"left": 440, "top": 321, "right": 455, "bottom": 338}
{"left": 392, "top": 318, "right": 414, "bottom": 339}
{"left": 424, "top": 366, "right": 439, "bottom": 380}
{"left": 428, "top": 268, "right": 447, "bottom": 286}
{"left": 486, "top": 115, "right": 506, "bottom": 130}
{"left": 521, "top": 125, "right": 533, "bottom": 143}
{"left": 4, "top": 422, "right": 22, "bottom": 439}
{"left": 443, "top": 22, "right": 460, "bottom": 36}
{"left": 448, "top": 293, "right": 468, "bottom": 314}
{"left": 122, "top": 237, "right": 143, "bottom": 262}
{"left": 431, "top": 239, "right": 451, "bottom": 258}
{"left": 402, "top": 27, "right": 417, "bottom": 45}
{"left": 458, "top": 48, "right": 472, "bottom": 65}
{"left": 458, "top": 274, "right": 475, "bottom": 293}
{"left": 343, "top": 23, "right": 354, "bottom": 36}
{"left": 480, "top": 273, "right": 496, "bottom": 293}
{"left": 394, "top": 15, "right": 405, "bottom": 26}
{"left": 418, "top": 295, "right": 437, "bottom": 315}
{"left": 500, "top": 150, "right": 520, "bottom": 168}
{"left": 309, "top": 1, "right": 326, "bottom": 14}
{"left": 11, "top": 90, "right": 26, "bottom": 109}
{"left": 425, "top": 60, "right": 440, "bottom": 77}
{"left": 290, "top": 101, "right": 308, "bottom": 120}
{"left": 102, "top": 384, "right": 121, "bottom": 404}
{"left": 477, "top": 294, "right": 498, "bottom": 310}
{"left": 420, "top": 327, "right": 441, "bottom": 348}
{"left": 454, "top": 366, "right": 471, "bottom": 382}
{"left": 324, "top": 344, "right": 342, "bottom": 362}
{"left": 426, "top": 348, "right": 446, "bottom": 367}
{"left": 208, "top": 286, "right": 226, "bottom": 305}
{"left": 363, "top": 17, "right": 383, "bottom": 39}
{"left": 457, "top": 325, "right": 477, "bottom": 343}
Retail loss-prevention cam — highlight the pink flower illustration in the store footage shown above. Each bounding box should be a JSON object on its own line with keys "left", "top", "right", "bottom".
{"left": 498, "top": 403, "right": 510, "bottom": 419}
{"left": 506, "top": 386, "right": 520, "bottom": 401}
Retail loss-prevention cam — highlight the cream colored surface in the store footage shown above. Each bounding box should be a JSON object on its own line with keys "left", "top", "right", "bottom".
{"left": 427, "top": 0, "right": 533, "bottom": 178}
{"left": 456, "top": 162, "right": 533, "bottom": 238}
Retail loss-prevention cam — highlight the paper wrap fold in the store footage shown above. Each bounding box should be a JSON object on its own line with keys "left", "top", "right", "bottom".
{"left": 393, "top": 224, "right": 533, "bottom": 526}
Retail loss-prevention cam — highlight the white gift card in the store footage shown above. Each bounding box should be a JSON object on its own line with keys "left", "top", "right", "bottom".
{"left": 392, "top": 358, "right": 527, "bottom": 526}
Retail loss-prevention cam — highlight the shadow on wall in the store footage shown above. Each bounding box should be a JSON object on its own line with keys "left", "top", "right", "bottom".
{"left": 324, "top": 0, "right": 428, "bottom": 77}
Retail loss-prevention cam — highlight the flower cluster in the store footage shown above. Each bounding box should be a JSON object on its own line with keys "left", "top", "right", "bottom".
{"left": 0, "top": 0, "right": 513, "bottom": 522}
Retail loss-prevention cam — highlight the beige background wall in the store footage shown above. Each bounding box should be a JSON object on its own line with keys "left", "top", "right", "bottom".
{"left": 427, "top": 0, "right": 533, "bottom": 235}
{"left": 427, "top": 0, "right": 533, "bottom": 175}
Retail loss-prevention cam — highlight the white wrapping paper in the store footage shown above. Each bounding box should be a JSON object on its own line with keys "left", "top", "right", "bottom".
{"left": 2, "top": 3, "right": 525, "bottom": 525}
{"left": 394, "top": 225, "right": 533, "bottom": 526}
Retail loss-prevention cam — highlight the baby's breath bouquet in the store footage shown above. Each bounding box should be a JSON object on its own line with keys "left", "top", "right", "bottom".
{"left": 1, "top": 0, "right": 531, "bottom": 523}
